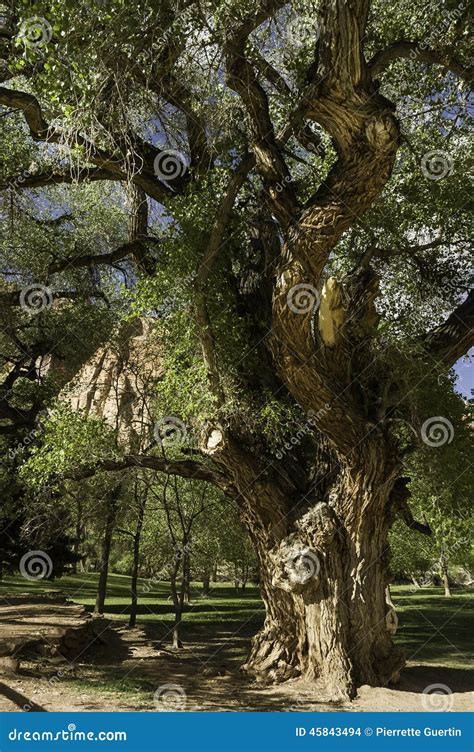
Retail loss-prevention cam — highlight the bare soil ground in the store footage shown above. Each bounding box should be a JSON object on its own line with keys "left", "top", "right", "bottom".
{"left": 0, "top": 620, "right": 472, "bottom": 713}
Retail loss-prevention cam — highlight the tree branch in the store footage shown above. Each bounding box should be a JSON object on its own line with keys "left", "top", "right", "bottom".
{"left": 270, "top": 0, "right": 400, "bottom": 457}
{"left": 0, "top": 289, "right": 86, "bottom": 307}
{"left": 424, "top": 290, "right": 474, "bottom": 367}
{"left": 369, "top": 41, "right": 472, "bottom": 82}
{"left": 0, "top": 168, "right": 118, "bottom": 192}
{"left": 194, "top": 154, "right": 255, "bottom": 405}
{"left": 225, "top": 2, "right": 299, "bottom": 226}
{"left": 0, "top": 87, "right": 176, "bottom": 202}
{"left": 48, "top": 240, "right": 146, "bottom": 275}
{"left": 316, "top": 0, "right": 370, "bottom": 91}
{"left": 391, "top": 477, "right": 432, "bottom": 536}
{"left": 68, "top": 454, "right": 235, "bottom": 493}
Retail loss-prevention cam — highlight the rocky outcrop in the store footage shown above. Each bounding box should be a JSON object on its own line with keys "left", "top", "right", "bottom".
{"left": 62, "top": 318, "right": 162, "bottom": 451}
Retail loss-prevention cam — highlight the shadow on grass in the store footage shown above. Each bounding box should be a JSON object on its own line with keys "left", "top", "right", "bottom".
{"left": 397, "top": 665, "right": 474, "bottom": 693}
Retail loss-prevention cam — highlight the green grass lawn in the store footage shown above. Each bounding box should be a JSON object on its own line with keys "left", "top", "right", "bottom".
{"left": 0, "top": 572, "right": 265, "bottom": 633}
{"left": 0, "top": 574, "right": 472, "bottom": 668}
{"left": 390, "top": 585, "right": 473, "bottom": 669}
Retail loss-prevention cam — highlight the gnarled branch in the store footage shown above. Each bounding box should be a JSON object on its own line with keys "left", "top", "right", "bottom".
{"left": 48, "top": 240, "right": 147, "bottom": 275}
{"left": 271, "top": 0, "right": 400, "bottom": 458}
{"left": 0, "top": 87, "right": 175, "bottom": 202}
{"left": 225, "top": 2, "right": 299, "bottom": 227}
{"left": 369, "top": 41, "right": 472, "bottom": 82}
{"left": 0, "top": 168, "right": 118, "bottom": 192}
{"left": 67, "top": 454, "right": 235, "bottom": 494}
{"left": 424, "top": 290, "right": 474, "bottom": 367}
{"left": 391, "top": 477, "right": 432, "bottom": 536}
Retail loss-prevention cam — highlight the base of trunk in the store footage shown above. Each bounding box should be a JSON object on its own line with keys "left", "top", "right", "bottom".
{"left": 242, "top": 623, "right": 405, "bottom": 700}
{"left": 241, "top": 626, "right": 301, "bottom": 683}
{"left": 241, "top": 499, "right": 406, "bottom": 701}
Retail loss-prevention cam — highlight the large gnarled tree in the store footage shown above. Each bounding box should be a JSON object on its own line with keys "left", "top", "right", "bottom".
{"left": 1, "top": 0, "right": 472, "bottom": 698}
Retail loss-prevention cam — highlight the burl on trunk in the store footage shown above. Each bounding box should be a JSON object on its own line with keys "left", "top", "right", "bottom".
{"left": 243, "top": 478, "right": 403, "bottom": 699}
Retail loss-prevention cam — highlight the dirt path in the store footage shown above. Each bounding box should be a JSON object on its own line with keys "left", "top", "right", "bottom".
{"left": 0, "top": 620, "right": 472, "bottom": 712}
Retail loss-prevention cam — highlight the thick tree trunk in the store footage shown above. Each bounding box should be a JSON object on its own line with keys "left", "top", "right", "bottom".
{"left": 238, "top": 468, "right": 404, "bottom": 700}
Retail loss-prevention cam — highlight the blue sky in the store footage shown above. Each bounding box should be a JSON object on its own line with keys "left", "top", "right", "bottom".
{"left": 454, "top": 348, "right": 473, "bottom": 399}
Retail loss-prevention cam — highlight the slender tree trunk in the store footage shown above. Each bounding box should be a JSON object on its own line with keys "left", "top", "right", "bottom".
{"left": 172, "top": 609, "right": 182, "bottom": 649}
{"left": 242, "top": 564, "right": 249, "bottom": 591}
{"left": 202, "top": 569, "right": 211, "bottom": 596}
{"left": 170, "top": 568, "right": 183, "bottom": 649}
{"left": 182, "top": 551, "right": 191, "bottom": 605}
{"left": 173, "top": 606, "right": 183, "bottom": 650}
{"left": 94, "top": 486, "right": 119, "bottom": 615}
{"left": 441, "top": 566, "right": 452, "bottom": 598}
{"left": 72, "top": 498, "right": 83, "bottom": 575}
{"left": 129, "top": 500, "right": 146, "bottom": 628}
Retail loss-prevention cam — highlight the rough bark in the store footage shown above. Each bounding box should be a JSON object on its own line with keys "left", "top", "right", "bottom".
{"left": 242, "top": 477, "right": 403, "bottom": 698}
{"left": 202, "top": 431, "right": 404, "bottom": 699}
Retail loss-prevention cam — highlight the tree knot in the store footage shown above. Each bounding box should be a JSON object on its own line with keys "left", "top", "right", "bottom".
{"left": 270, "top": 538, "right": 321, "bottom": 594}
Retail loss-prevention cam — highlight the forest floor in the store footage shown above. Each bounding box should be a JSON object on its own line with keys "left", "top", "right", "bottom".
{"left": 0, "top": 576, "right": 472, "bottom": 712}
